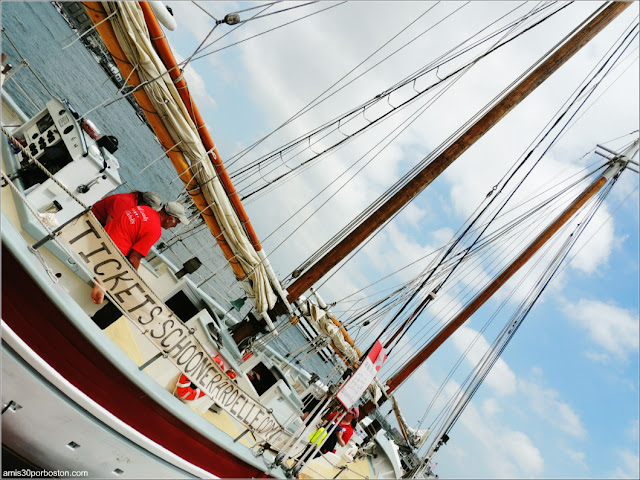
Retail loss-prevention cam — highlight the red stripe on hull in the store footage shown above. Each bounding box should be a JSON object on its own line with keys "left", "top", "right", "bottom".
{"left": 1, "top": 245, "right": 267, "bottom": 478}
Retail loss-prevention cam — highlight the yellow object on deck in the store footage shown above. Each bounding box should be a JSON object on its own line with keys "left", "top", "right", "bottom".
{"left": 309, "top": 427, "right": 327, "bottom": 445}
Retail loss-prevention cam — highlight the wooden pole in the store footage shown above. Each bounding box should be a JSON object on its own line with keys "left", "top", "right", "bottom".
{"left": 385, "top": 170, "right": 613, "bottom": 393}
{"left": 286, "top": 2, "right": 630, "bottom": 303}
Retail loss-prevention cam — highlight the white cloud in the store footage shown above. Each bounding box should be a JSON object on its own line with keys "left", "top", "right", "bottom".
{"left": 530, "top": 366, "right": 544, "bottom": 379}
{"left": 406, "top": 370, "right": 545, "bottom": 479}
{"left": 365, "top": 223, "right": 433, "bottom": 278}
{"left": 569, "top": 206, "right": 615, "bottom": 274}
{"left": 501, "top": 430, "right": 545, "bottom": 476}
{"left": 627, "top": 418, "right": 639, "bottom": 443}
{"left": 173, "top": 52, "right": 218, "bottom": 111}
{"left": 431, "top": 227, "right": 456, "bottom": 247}
{"left": 395, "top": 344, "right": 549, "bottom": 479}
{"left": 563, "top": 299, "right": 639, "bottom": 361}
{"left": 562, "top": 446, "right": 588, "bottom": 470}
{"left": 452, "top": 326, "right": 517, "bottom": 396}
{"left": 445, "top": 143, "right": 622, "bottom": 308}
{"left": 584, "top": 350, "right": 611, "bottom": 364}
{"left": 457, "top": 399, "right": 545, "bottom": 478}
{"left": 519, "top": 378, "right": 587, "bottom": 439}
{"left": 482, "top": 397, "right": 503, "bottom": 418}
{"left": 609, "top": 448, "right": 640, "bottom": 479}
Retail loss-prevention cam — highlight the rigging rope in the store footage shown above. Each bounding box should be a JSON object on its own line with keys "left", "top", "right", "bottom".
{"left": 381, "top": 172, "right": 601, "bottom": 385}
{"left": 411, "top": 177, "right": 618, "bottom": 475}
{"left": 190, "top": 2, "right": 346, "bottom": 60}
{"left": 362, "top": 21, "right": 635, "bottom": 364}
{"left": 281, "top": 2, "right": 579, "bottom": 284}
{"left": 229, "top": 1, "right": 557, "bottom": 179}
{"left": 326, "top": 149, "right": 612, "bottom": 354}
{"left": 224, "top": 1, "right": 450, "bottom": 172}
{"left": 232, "top": 2, "right": 568, "bottom": 200}
{"left": 358, "top": 11, "right": 640, "bottom": 356}
{"left": 262, "top": 71, "right": 465, "bottom": 267}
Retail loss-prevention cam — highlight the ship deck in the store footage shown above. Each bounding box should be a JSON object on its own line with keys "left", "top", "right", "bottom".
{"left": 1, "top": 82, "right": 385, "bottom": 480}
{"left": 2, "top": 101, "right": 380, "bottom": 478}
{"left": 105, "top": 314, "right": 374, "bottom": 479}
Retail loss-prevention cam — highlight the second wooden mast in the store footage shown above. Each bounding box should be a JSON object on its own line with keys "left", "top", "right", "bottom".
{"left": 383, "top": 142, "right": 638, "bottom": 396}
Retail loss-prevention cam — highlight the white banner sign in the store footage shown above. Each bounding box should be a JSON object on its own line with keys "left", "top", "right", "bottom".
{"left": 60, "top": 213, "right": 283, "bottom": 441}
{"left": 337, "top": 358, "right": 377, "bottom": 409}
{"left": 336, "top": 340, "right": 386, "bottom": 409}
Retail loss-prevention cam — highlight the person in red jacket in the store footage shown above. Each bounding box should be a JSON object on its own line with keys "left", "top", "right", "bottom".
{"left": 91, "top": 201, "right": 189, "bottom": 306}
{"left": 320, "top": 406, "right": 359, "bottom": 455}
{"left": 91, "top": 191, "right": 162, "bottom": 226}
{"left": 301, "top": 406, "right": 360, "bottom": 461}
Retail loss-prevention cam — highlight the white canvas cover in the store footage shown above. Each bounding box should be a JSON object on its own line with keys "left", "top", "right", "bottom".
{"left": 302, "top": 300, "right": 360, "bottom": 364}
{"left": 103, "top": 1, "right": 276, "bottom": 313}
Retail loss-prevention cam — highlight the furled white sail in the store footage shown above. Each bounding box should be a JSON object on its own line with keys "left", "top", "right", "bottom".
{"left": 103, "top": 1, "right": 276, "bottom": 313}
{"left": 299, "top": 298, "right": 360, "bottom": 364}
{"left": 392, "top": 396, "right": 430, "bottom": 448}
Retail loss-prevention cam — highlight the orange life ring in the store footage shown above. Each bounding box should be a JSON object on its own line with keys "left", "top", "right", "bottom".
{"left": 213, "top": 354, "right": 226, "bottom": 370}
{"left": 213, "top": 354, "right": 237, "bottom": 379}
{"left": 175, "top": 374, "right": 205, "bottom": 401}
{"left": 175, "top": 353, "right": 237, "bottom": 401}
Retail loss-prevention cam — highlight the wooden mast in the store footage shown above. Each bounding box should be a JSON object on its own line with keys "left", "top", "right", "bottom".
{"left": 383, "top": 144, "right": 637, "bottom": 396}
{"left": 286, "top": 1, "right": 630, "bottom": 304}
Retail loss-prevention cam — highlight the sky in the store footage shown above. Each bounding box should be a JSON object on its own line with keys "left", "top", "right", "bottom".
{"left": 160, "top": 2, "right": 639, "bottom": 478}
